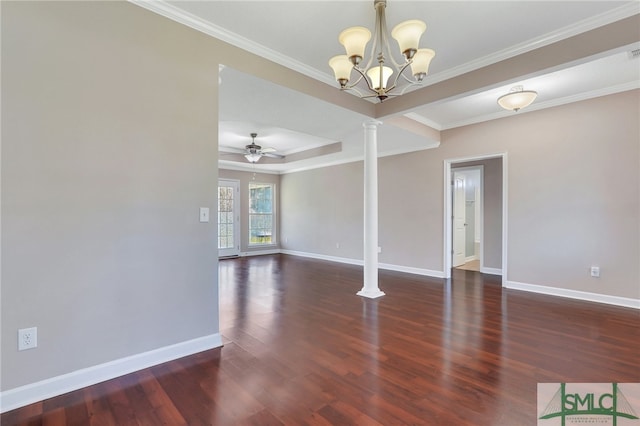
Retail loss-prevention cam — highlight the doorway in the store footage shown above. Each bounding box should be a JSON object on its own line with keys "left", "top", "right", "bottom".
{"left": 444, "top": 154, "right": 507, "bottom": 283}
{"left": 452, "top": 168, "right": 482, "bottom": 271}
{"left": 218, "top": 179, "right": 240, "bottom": 257}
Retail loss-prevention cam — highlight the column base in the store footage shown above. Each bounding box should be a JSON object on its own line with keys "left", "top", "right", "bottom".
{"left": 356, "top": 289, "right": 386, "bottom": 299}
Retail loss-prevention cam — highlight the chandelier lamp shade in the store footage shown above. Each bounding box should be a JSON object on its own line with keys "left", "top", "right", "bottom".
{"left": 329, "top": 0, "right": 435, "bottom": 102}
{"left": 497, "top": 86, "right": 538, "bottom": 112}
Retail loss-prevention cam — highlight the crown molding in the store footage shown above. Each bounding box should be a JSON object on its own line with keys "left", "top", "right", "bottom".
{"left": 440, "top": 81, "right": 640, "bottom": 130}
{"left": 403, "top": 112, "right": 443, "bottom": 131}
{"left": 420, "top": 4, "right": 640, "bottom": 88}
{"left": 129, "top": 0, "right": 336, "bottom": 86}
{"left": 218, "top": 161, "right": 282, "bottom": 175}
{"left": 130, "top": 2, "right": 638, "bottom": 90}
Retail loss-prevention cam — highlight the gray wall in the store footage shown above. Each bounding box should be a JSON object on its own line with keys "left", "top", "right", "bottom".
{"left": 218, "top": 169, "right": 281, "bottom": 254}
{"left": 280, "top": 90, "right": 639, "bottom": 299}
{"left": 281, "top": 163, "right": 364, "bottom": 260}
{"left": 2, "top": 2, "right": 220, "bottom": 391}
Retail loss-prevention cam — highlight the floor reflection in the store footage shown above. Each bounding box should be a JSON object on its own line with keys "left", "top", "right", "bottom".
{"left": 219, "top": 255, "right": 282, "bottom": 331}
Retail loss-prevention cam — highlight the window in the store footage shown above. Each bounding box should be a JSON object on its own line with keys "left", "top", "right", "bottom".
{"left": 217, "top": 179, "right": 239, "bottom": 257}
{"left": 249, "top": 183, "right": 275, "bottom": 245}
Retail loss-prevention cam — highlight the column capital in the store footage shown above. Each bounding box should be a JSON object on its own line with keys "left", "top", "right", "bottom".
{"left": 363, "top": 120, "right": 382, "bottom": 129}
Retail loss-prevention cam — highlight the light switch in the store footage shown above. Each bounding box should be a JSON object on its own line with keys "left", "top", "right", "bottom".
{"left": 200, "top": 207, "right": 210, "bottom": 223}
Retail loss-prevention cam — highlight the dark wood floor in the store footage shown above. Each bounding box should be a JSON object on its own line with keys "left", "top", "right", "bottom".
{"left": 3, "top": 254, "right": 639, "bottom": 425}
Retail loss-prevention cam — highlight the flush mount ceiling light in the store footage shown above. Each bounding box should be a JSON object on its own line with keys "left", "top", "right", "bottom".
{"left": 497, "top": 86, "right": 538, "bottom": 112}
{"left": 329, "top": 0, "right": 435, "bottom": 102}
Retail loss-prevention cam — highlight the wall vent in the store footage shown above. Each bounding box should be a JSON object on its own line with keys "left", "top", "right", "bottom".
{"left": 628, "top": 49, "right": 640, "bottom": 60}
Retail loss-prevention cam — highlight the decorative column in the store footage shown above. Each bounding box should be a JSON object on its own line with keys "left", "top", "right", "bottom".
{"left": 357, "top": 120, "right": 385, "bottom": 299}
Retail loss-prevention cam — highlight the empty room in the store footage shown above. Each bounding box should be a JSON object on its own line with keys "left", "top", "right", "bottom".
{"left": 2, "top": 1, "right": 639, "bottom": 425}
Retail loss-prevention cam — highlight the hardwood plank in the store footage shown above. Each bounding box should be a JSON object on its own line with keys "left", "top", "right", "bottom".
{"left": 3, "top": 254, "right": 639, "bottom": 425}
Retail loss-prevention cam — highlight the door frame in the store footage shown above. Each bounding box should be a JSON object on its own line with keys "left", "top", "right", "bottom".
{"left": 443, "top": 153, "right": 508, "bottom": 285}
{"left": 218, "top": 178, "right": 241, "bottom": 257}
{"left": 452, "top": 166, "right": 483, "bottom": 267}
{"left": 452, "top": 171, "right": 467, "bottom": 267}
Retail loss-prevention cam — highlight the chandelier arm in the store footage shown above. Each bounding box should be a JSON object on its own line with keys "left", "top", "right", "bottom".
{"left": 342, "top": 85, "right": 369, "bottom": 98}
{"left": 384, "top": 60, "right": 414, "bottom": 94}
{"left": 378, "top": 4, "right": 404, "bottom": 69}
{"left": 342, "top": 73, "right": 366, "bottom": 90}
{"left": 351, "top": 65, "right": 377, "bottom": 93}
{"left": 398, "top": 79, "right": 421, "bottom": 95}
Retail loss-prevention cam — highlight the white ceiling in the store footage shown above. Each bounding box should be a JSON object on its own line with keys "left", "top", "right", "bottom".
{"left": 133, "top": 1, "right": 640, "bottom": 173}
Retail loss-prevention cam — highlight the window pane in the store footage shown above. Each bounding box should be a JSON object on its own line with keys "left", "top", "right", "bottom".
{"left": 249, "top": 183, "right": 274, "bottom": 246}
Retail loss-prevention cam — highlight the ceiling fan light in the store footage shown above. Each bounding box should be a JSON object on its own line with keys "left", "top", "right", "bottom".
{"left": 366, "top": 65, "right": 394, "bottom": 90}
{"left": 329, "top": 55, "right": 353, "bottom": 87}
{"left": 498, "top": 86, "right": 538, "bottom": 111}
{"left": 244, "top": 153, "right": 262, "bottom": 163}
{"left": 410, "top": 48, "right": 435, "bottom": 80}
{"left": 391, "top": 19, "right": 426, "bottom": 60}
{"left": 339, "top": 26, "right": 371, "bottom": 65}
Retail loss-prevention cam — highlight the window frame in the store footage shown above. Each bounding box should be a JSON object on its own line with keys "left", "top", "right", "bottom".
{"left": 248, "top": 182, "right": 276, "bottom": 247}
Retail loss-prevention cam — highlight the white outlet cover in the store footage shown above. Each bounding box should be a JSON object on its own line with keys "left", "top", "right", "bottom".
{"left": 199, "top": 207, "right": 210, "bottom": 223}
{"left": 18, "top": 327, "right": 38, "bottom": 351}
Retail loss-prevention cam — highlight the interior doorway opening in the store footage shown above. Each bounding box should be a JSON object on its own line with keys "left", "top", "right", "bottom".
{"left": 452, "top": 167, "right": 482, "bottom": 271}
{"left": 444, "top": 154, "right": 507, "bottom": 284}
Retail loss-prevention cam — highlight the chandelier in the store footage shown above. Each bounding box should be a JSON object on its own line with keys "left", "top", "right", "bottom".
{"left": 329, "top": 0, "right": 435, "bottom": 102}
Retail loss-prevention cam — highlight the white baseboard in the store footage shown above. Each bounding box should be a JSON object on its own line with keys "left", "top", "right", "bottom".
{"left": 465, "top": 255, "right": 477, "bottom": 262}
{"left": 379, "top": 262, "right": 445, "bottom": 279}
{"left": 505, "top": 281, "right": 640, "bottom": 309}
{"left": 480, "top": 266, "right": 503, "bottom": 275}
{"left": 281, "top": 250, "right": 445, "bottom": 279}
{"left": 241, "top": 248, "right": 280, "bottom": 257}
{"left": 0, "top": 333, "right": 223, "bottom": 414}
{"left": 280, "top": 249, "right": 363, "bottom": 266}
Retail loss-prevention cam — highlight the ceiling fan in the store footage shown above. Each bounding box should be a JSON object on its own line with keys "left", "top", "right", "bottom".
{"left": 221, "top": 133, "right": 285, "bottom": 163}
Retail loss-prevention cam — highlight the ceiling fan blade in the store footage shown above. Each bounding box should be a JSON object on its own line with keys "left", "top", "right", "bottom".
{"left": 262, "top": 152, "right": 285, "bottom": 159}
{"left": 219, "top": 145, "right": 247, "bottom": 154}
{"left": 260, "top": 147, "right": 277, "bottom": 153}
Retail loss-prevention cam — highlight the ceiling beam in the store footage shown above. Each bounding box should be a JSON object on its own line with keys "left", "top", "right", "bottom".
{"left": 375, "top": 14, "right": 640, "bottom": 119}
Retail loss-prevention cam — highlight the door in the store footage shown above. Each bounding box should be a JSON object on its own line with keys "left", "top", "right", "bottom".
{"left": 452, "top": 173, "right": 466, "bottom": 267}
{"left": 218, "top": 179, "right": 240, "bottom": 257}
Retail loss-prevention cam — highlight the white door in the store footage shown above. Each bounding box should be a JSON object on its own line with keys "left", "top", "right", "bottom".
{"left": 452, "top": 173, "right": 466, "bottom": 267}
{"left": 218, "top": 179, "right": 240, "bottom": 257}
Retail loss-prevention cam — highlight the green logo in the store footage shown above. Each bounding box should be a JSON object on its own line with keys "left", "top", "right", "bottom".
{"left": 539, "top": 383, "right": 639, "bottom": 425}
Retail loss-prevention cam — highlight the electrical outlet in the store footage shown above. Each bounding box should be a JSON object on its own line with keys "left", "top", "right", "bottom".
{"left": 590, "top": 266, "right": 600, "bottom": 278}
{"left": 18, "top": 327, "right": 38, "bottom": 351}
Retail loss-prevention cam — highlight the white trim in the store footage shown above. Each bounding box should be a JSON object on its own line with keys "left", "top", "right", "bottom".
{"left": 280, "top": 250, "right": 446, "bottom": 279}
{"left": 505, "top": 281, "right": 640, "bottom": 310}
{"left": 444, "top": 154, "right": 508, "bottom": 280}
{"left": 0, "top": 334, "right": 223, "bottom": 413}
{"left": 501, "top": 154, "right": 509, "bottom": 286}
{"left": 219, "top": 162, "right": 281, "bottom": 175}
{"left": 403, "top": 112, "right": 443, "bottom": 132}
{"left": 414, "top": 4, "right": 640, "bottom": 88}
{"left": 440, "top": 81, "right": 640, "bottom": 131}
{"left": 218, "top": 179, "right": 241, "bottom": 258}
{"left": 241, "top": 248, "right": 280, "bottom": 257}
{"left": 379, "top": 262, "right": 445, "bottom": 279}
{"left": 129, "top": 1, "right": 638, "bottom": 93}
{"left": 480, "top": 267, "right": 503, "bottom": 276}
{"left": 465, "top": 256, "right": 477, "bottom": 262}
{"left": 280, "top": 249, "right": 363, "bottom": 266}
{"left": 128, "top": 0, "right": 335, "bottom": 86}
